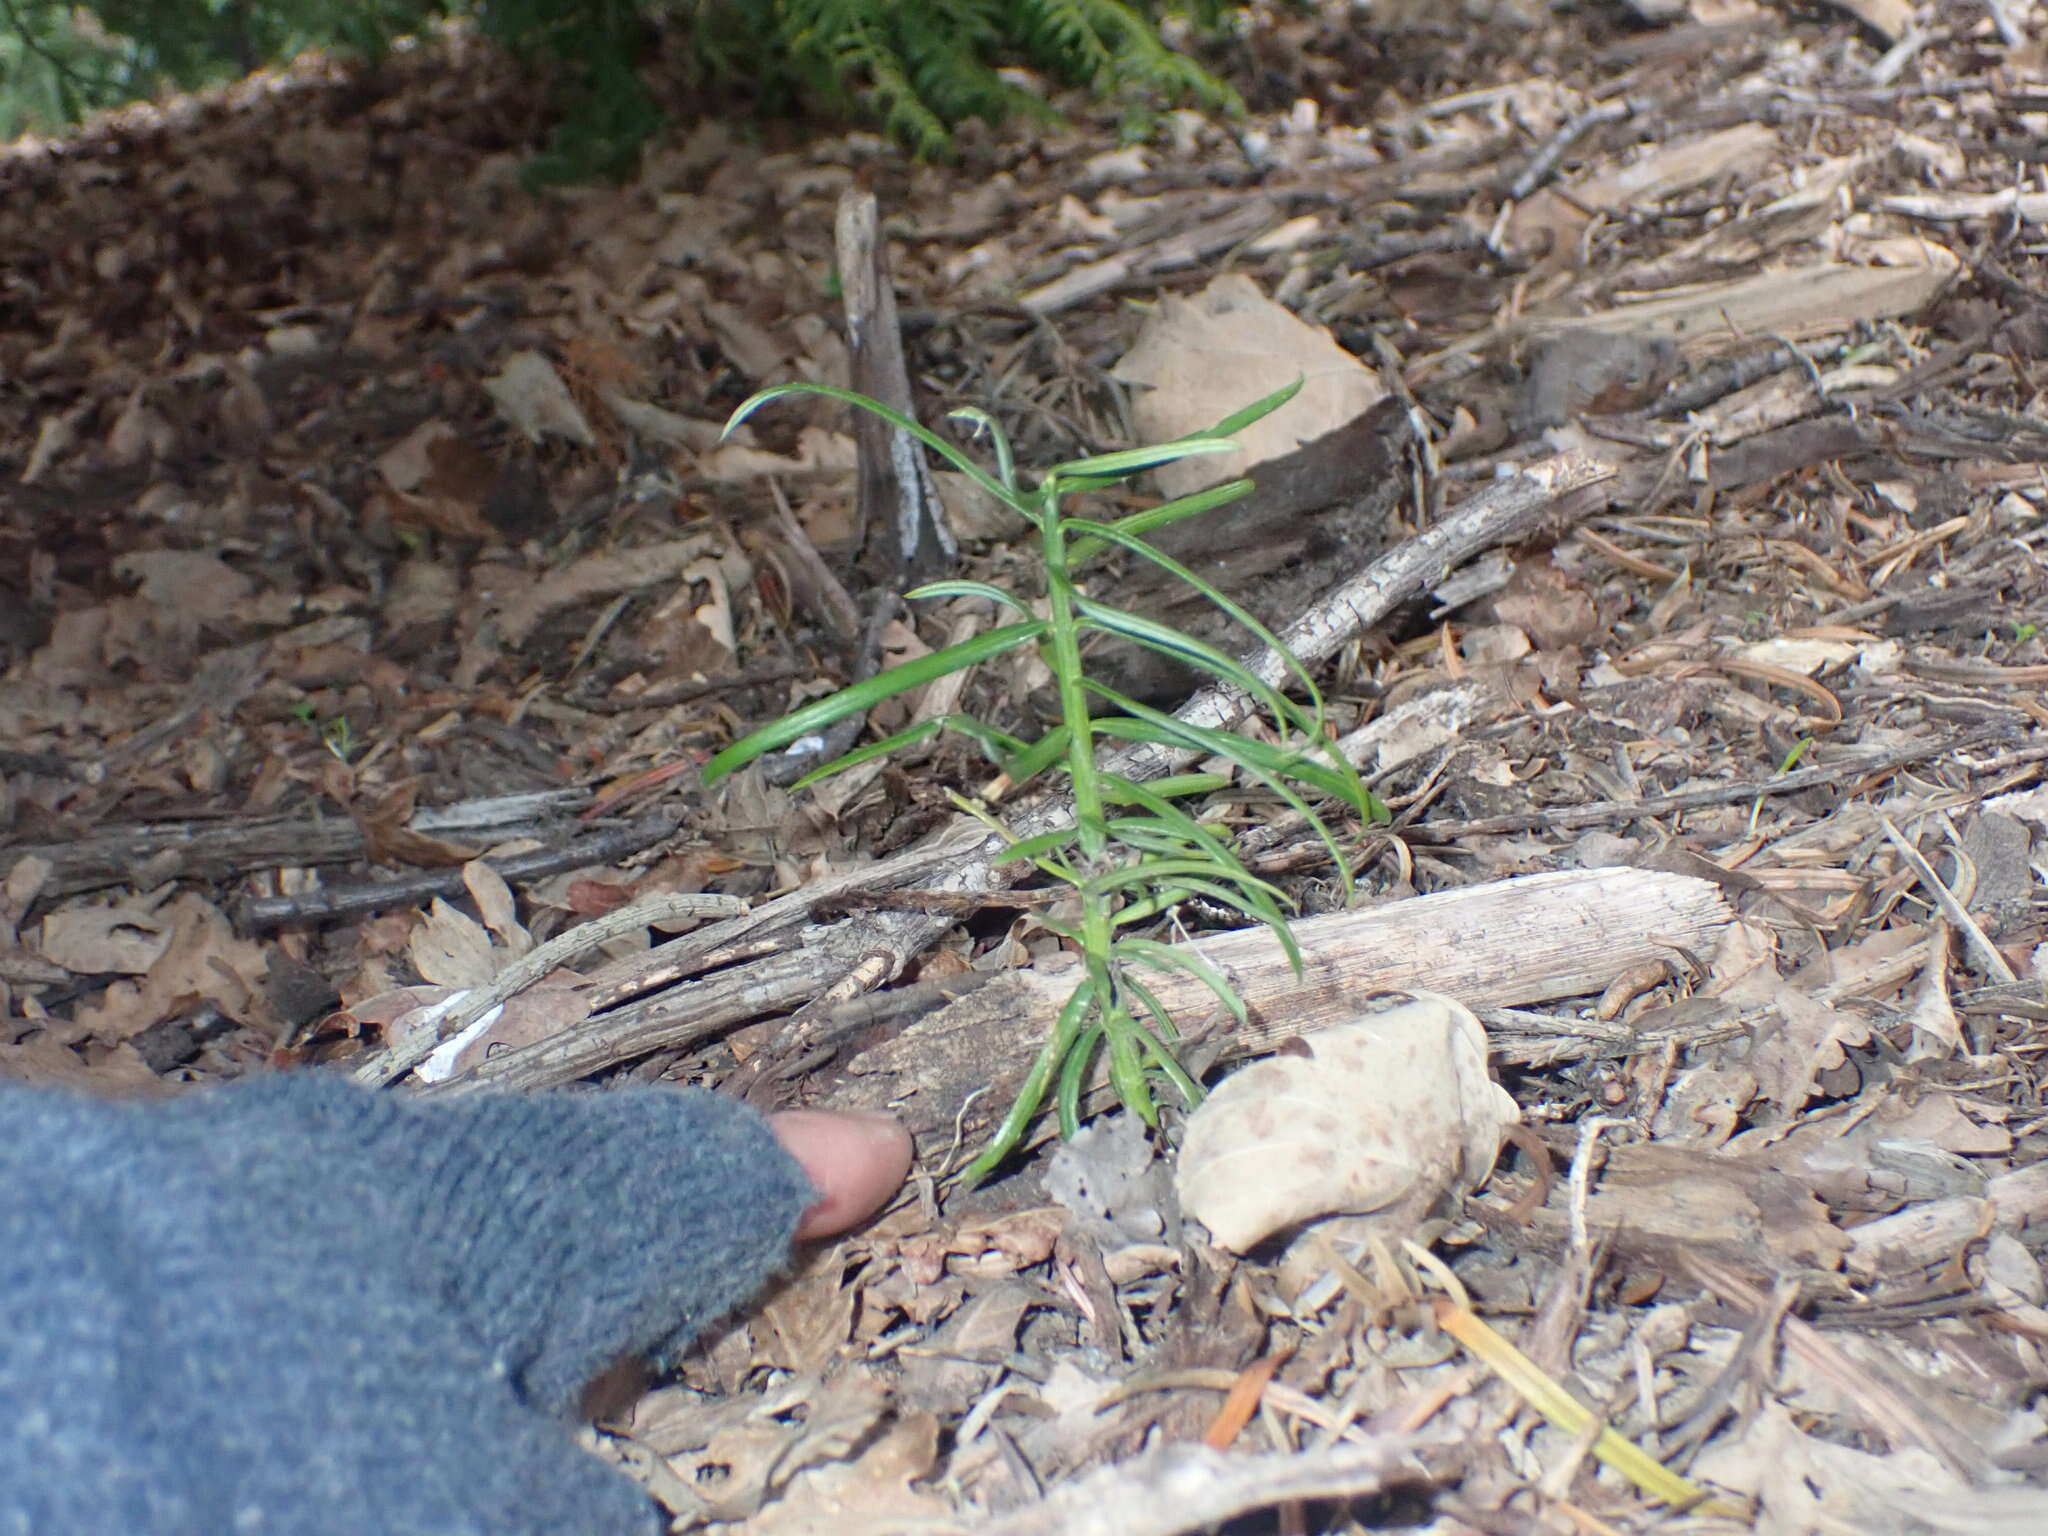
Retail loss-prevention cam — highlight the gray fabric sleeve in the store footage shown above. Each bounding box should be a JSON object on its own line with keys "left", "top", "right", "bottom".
{"left": 0, "top": 1073, "right": 814, "bottom": 1535}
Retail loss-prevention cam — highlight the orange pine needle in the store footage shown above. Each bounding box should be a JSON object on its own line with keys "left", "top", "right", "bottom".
{"left": 1201, "top": 1350, "right": 1288, "bottom": 1450}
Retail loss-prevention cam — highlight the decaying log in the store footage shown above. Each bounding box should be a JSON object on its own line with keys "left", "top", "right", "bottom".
{"left": 813, "top": 867, "right": 1733, "bottom": 1143}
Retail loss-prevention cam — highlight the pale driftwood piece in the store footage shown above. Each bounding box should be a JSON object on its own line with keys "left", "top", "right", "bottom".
{"left": 815, "top": 868, "right": 1733, "bottom": 1142}
{"left": 1409, "top": 248, "right": 1957, "bottom": 394}
{"left": 1845, "top": 1159, "right": 2048, "bottom": 1278}
{"left": 415, "top": 827, "right": 995, "bottom": 1095}
{"left": 1521, "top": 258, "right": 1960, "bottom": 353}
{"left": 581, "top": 823, "right": 992, "bottom": 1011}
{"left": 406, "top": 455, "right": 1617, "bottom": 1094}
{"left": 1880, "top": 188, "right": 2048, "bottom": 222}
{"left": 838, "top": 188, "right": 954, "bottom": 586}
{"left": 946, "top": 1436, "right": 1429, "bottom": 1536}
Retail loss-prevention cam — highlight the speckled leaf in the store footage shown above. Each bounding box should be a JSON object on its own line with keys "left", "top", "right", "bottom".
{"left": 1174, "top": 991, "right": 1518, "bottom": 1254}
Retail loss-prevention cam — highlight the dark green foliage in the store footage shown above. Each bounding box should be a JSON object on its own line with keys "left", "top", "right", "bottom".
{"left": 479, "top": 0, "right": 660, "bottom": 182}
{"left": 0, "top": 0, "right": 1242, "bottom": 175}
{"left": 717, "top": 0, "right": 1238, "bottom": 156}
{"left": 0, "top": 0, "right": 431, "bottom": 138}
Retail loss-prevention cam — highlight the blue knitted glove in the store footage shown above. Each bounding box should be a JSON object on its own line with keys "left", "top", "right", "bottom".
{"left": 0, "top": 1073, "right": 814, "bottom": 1534}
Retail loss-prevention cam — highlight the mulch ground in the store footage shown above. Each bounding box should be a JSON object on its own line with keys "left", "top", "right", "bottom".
{"left": 4, "top": 3, "right": 2047, "bottom": 1530}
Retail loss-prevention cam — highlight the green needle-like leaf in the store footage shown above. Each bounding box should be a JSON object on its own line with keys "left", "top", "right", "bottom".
{"left": 1069, "top": 519, "right": 1324, "bottom": 704}
{"left": 1118, "top": 975, "right": 1206, "bottom": 1108}
{"left": 1050, "top": 437, "right": 1239, "bottom": 482}
{"left": 725, "top": 382, "right": 1019, "bottom": 511}
{"left": 961, "top": 979, "right": 1095, "bottom": 1187}
{"left": 1066, "top": 478, "right": 1254, "bottom": 567}
{"left": 790, "top": 718, "right": 949, "bottom": 787}
{"left": 702, "top": 620, "right": 1046, "bottom": 784}
{"left": 906, "top": 578, "right": 1038, "bottom": 617}
{"left": 1056, "top": 1024, "right": 1105, "bottom": 1138}
{"left": 1073, "top": 597, "right": 1299, "bottom": 728}
{"left": 1204, "top": 376, "right": 1305, "bottom": 437}
{"left": 1001, "top": 724, "right": 1073, "bottom": 785}
{"left": 946, "top": 406, "right": 1016, "bottom": 492}
{"left": 1117, "top": 937, "right": 1249, "bottom": 1025}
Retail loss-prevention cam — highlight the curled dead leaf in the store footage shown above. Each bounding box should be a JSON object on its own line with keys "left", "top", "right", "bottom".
{"left": 1175, "top": 991, "right": 1518, "bottom": 1253}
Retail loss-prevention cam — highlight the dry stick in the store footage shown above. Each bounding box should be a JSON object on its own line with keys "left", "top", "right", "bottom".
{"left": 1399, "top": 724, "right": 2011, "bottom": 843}
{"left": 19, "top": 786, "right": 602, "bottom": 904}
{"left": 755, "top": 189, "right": 948, "bottom": 789}
{"left": 1682, "top": 1255, "right": 1989, "bottom": 1484}
{"left": 413, "top": 452, "right": 1615, "bottom": 1094}
{"left": 1509, "top": 97, "right": 1634, "bottom": 200}
{"left": 359, "top": 890, "right": 749, "bottom": 1089}
{"left": 950, "top": 1436, "right": 1431, "bottom": 1536}
{"left": 839, "top": 187, "right": 956, "bottom": 586}
{"left": 570, "top": 662, "right": 810, "bottom": 715}
{"left": 765, "top": 478, "right": 862, "bottom": 649}
{"left": 1846, "top": 1157, "right": 2048, "bottom": 1277}
{"left": 418, "top": 944, "right": 832, "bottom": 1098}
{"left": 1880, "top": 815, "right": 2020, "bottom": 985}
{"left": 427, "top": 824, "right": 994, "bottom": 1095}
{"left": 1248, "top": 708, "right": 2007, "bottom": 861}
{"left": 1019, "top": 196, "right": 1283, "bottom": 317}
{"left": 241, "top": 813, "right": 677, "bottom": 934}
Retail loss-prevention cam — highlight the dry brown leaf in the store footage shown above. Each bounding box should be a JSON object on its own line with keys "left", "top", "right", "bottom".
{"left": 1904, "top": 920, "right": 1962, "bottom": 1060}
{"left": 1111, "top": 273, "right": 1382, "bottom": 498}
{"left": 39, "top": 891, "right": 177, "bottom": 975}
{"left": 1826, "top": 0, "right": 1914, "bottom": 41}
{"left": 749, "top": 1243, "right": 862, "bottom": 1376}
{"left": 695, "top": 425, "right": 858, "bottom": 482}
{"left": 375, "top": 420, "right": 458, "bottom": 493}
{"left": 1691, "top": 1399, "right": 2035, "bottom": 1536}
{"left": 114, "top": 550, "right": 255, "bottom": 620}
{"left": 357, "top": 780, "right": 479, "bottom": 869}
{"left": 703, "top": 298, "right": 789, "bottom": 380}
{"left": 490, "top": 535, "right": 722, "bottom": 646}
{"left": 1175, "top": 991, "right": 1517, "bottom": 1253}
{"left": 1752, "top": 987, "right": 1873, "bottom": 1113}
{"left": 462, "top": 861, "right": 529, "bottom": 958}
{"left": 0, "top": 1033, "right": 163, "bottom": 1094}
{"left": 66, "top": 894, "right": 268, "bottom": 1045}
{"left": 651, "top": 1373, "right": 892, "bottom": 1524}
{"left": 407, "top": 898, "right": 501, "bottom": 990}
{"left": 482, "top": 349, "right": 596, "bottom": 446}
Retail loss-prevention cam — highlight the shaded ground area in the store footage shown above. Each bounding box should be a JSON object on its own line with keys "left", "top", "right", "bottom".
{"left": 3, "top": 2, "right": 2047, "bottom": 1529}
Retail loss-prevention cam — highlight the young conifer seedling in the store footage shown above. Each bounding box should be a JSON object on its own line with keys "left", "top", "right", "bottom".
{"left": 702, "top": 380, "right": 1386, "bottom": 1184}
